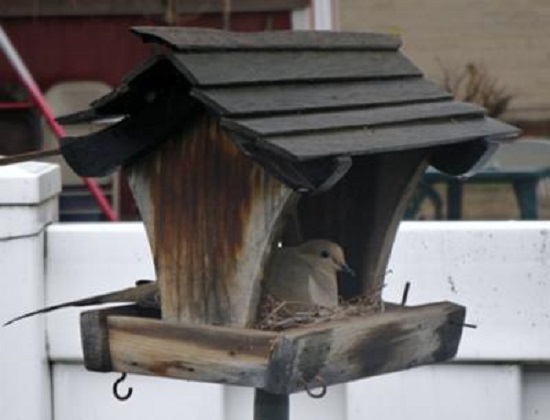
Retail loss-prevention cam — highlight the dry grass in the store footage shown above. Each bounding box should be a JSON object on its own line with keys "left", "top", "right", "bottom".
{"left": 439, "top": 62, "right": 513, "bottom": 118}
{"left": 256, "top": 294, "right": 381, "bottom": 331}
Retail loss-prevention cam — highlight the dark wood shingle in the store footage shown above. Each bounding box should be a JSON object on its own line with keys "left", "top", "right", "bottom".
{"left": 191, "top": 78, "right": 450, "bottom": 116}
{"left": 57, "top": 27, "right": 519, "bottom": 191}
{"left": 221, "top": 101, "right": 485, "bottom": 138}
{"left": 265, "top": 118, "right": 517, "bottom": 161}
{"left": 172, "top": 50, "right": 421, "bottom": 86}
{"left": 132, "top": 26, "right": 402, "bottom": 51}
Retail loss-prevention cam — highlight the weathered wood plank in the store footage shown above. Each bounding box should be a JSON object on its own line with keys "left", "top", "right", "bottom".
{"left": 174, "top": 51, "right": 420, "bottom": 86}
{"left": 265, "top": 302, "right": 466, "bottom": 394}
{"left": 81, "top": 305, "right": 160, "bottom": 372}
{"left": 222, "top": 101, "right": 485, "bottom": 138}
{"left": 357, "top": 153, "right": 431, "bottom": 298}
{"left": 59, "top": 55, "right": 187, "bottom": 125}
{"left": 95, "top": 56, "right": 185, "bottom": 118}
{"left": 133, "top": 27, "right": 401, "bottom": 51}
{"left": 106, "top": 315, "right": 279, "bottom": 387}
{"left": 126, "top": 114, "right": 297, "bottom": 327}
{"left": 296, "top": 149, "right": 431, "bottom": 302}
{"left": 264, "top": 117, "right": 518, "bottom": 161}
{"left": 227, "top": 138, "right": 353, "bottom": 193}
{"left": 60, "top": 78, "right": 194, "bottom": 177}
{"left": 193, "top": 78, "right": 450, "bottom": 116}
{"left": 80, "top": 302, "right": 465, "bottom": 394}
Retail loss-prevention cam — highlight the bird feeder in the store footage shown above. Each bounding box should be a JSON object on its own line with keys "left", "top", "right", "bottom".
{"left": 61, "top": 28, "right": 518, "bottom": 395}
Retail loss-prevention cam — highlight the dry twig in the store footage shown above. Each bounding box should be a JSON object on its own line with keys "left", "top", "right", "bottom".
{"left": 256, "top": 291, "right": 383, "bottom": 331}
{"left": 439, "top": 61, "right": 513, "bottom": 118}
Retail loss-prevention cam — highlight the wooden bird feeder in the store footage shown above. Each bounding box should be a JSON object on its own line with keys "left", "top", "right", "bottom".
{"left": 59, "top": 28, "right": 519, "bottom": 396}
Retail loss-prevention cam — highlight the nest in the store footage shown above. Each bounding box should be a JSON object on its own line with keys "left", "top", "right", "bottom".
{"left": 256, "top": 293, "right": 383, "bottom": 331}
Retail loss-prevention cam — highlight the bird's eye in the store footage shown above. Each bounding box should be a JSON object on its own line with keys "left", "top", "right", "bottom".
{"left": 320, "top": 250, "right": 330, "bottom": 258}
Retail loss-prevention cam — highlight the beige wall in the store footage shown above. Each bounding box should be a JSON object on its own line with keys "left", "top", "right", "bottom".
{"left": 337, "top": 0, "right": 550, "bottom": 121}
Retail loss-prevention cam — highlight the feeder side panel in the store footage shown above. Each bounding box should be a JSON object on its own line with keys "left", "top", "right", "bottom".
{"left": 126, "top": 113, "right": 294, "bottom": 326}
{"left": 297, "top": 149, "right": 430, "bottom": 301}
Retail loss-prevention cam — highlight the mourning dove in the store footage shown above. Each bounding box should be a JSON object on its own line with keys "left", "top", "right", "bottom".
{"left": 3, "top": 280, "right": 159, "bottom": 326}
{"left": 264, "top": 239, "right": 354, "bottom": 309}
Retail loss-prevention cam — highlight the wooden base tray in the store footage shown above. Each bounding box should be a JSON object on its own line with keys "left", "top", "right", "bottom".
{"left": 80, "top": 302, "right": 465, "bottom": 395}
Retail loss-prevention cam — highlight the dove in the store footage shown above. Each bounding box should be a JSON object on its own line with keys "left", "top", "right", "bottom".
{"left": 3, "top": 280, "right": 159, "bottom": 326}
{"left": 264, "top": 239, "right": 354, "bottom": 309}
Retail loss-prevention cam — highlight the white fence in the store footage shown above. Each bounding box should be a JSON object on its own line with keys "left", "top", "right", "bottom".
{"left": 2, "top": 162, "right": 550, "bottom": 420}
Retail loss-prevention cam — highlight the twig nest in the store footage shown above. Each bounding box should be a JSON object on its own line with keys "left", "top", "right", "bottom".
{"left": 256, "top": 293, "right": 382, "bottom": 331}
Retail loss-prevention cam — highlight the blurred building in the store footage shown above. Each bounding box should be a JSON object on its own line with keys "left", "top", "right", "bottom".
{"left": 336, "top": 0, "right": 550, "bottom": 136}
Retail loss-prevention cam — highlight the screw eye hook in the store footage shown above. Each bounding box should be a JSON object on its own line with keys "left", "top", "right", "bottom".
{"left": 303, "top": 375, "right": 327, "bottom": 399}
{"left": 113, "top": 373, "right": 133, "bottom": 402}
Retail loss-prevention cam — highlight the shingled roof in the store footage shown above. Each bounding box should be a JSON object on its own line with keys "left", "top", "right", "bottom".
{"left": 59, "top": 27, "right": 519, "bottom": 192}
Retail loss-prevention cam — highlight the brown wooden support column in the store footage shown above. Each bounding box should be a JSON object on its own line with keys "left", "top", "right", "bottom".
{"left": 126, "top": 114, "right": 296, "bottom": 327}
{"left": 297, "top": 149, "right": 431, "bottom": 301}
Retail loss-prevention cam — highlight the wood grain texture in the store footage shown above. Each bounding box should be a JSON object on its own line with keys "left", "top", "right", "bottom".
{"left": 222, "top": 101, "right": 485, "bottom": 137}
{"left": 126, "top": 114, "right": 296, "bottom": 327}
{"left": 132, "top": 27, "right": 401, "bottom": 51}
{"left": 80, "top": 305, "right": 160, "bottom": 372}
{"left": 265, "top": 302, "right": 466, "bottom": 394}
{"left": 106, "top": 315, "right": 278, "bottom": 387}
{"left": 264, "top": 117, "right": 517, "bottom": 161}
{"left": 297, "top": 149, "right": 431, "bottom": 302}
{"left": 174, "top": 51, "right": 420, "bottom": 86}
{"left": 80, "top": 302, "right": 465, "bottom": 394}
{"left": 356, "top": 153, "right": 431, "bottom": 298}
{"left": 226, "top": 136, "right": 353, "bottom": 193}
{"left": 192, "top": 78, "right": 450, "bottom": 116}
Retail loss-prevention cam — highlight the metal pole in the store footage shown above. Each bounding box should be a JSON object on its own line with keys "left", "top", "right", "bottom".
{"left": 0, "top": 25, "right": 118, "bottom": 221}
{"left": 254, "top": 389, "right": 289, "bottom": 420}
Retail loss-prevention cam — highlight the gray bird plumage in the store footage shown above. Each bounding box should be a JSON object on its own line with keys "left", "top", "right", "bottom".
{"left": 264, "top": 239, "right": 353, "bottom": 309}
{"left": 4, "top": 240, "right": 353, "bottom": 326}
{"left": 3, "top": 280, "right": 159, "bottom": 326}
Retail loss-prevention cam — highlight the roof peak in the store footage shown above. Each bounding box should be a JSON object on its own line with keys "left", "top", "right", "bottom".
{"left": 131, "top": 26, "right": 402, "bottom": 52}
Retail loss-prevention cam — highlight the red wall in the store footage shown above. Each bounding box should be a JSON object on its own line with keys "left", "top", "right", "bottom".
{"left": 0, "top": 12, "right": 292, "bottom": 220}
{"left": 1, "top": 12, "right": 291, "bottom": 91}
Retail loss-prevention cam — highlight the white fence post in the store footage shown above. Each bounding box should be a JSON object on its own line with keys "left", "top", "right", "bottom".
{"left": 0, "top": 161, "right": 61, "bottom": 420}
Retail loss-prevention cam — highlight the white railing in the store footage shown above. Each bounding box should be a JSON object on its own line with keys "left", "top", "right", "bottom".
{"left": 2, "top": 162, "right": 550, "bottom": 420}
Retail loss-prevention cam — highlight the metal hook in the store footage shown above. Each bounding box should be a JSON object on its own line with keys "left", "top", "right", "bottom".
{"left": 113, "top": 373, "right": 133, "bottom": 402}
{"left": 450, "top": 321, "right": 478, "bottom": 329}
{"left": 303, "top": 375, "right": 327, "bottom": 399}
{"left": 401, "top": 281, "right": 411, "bottom": 306}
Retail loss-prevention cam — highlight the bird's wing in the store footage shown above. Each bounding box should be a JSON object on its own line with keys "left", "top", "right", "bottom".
{"left": 307, "top": 265, "right": 339, "bottom": 308}
{"left": 264, "top": 248, "right": 313, "bottom": 304}
{"left": 3, "top": 281, "right": 159, "bottom": 326}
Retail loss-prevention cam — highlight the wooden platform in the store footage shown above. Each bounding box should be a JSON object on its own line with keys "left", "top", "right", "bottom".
{"left": 81, "top": 301, "right": 465, "bottom": 395}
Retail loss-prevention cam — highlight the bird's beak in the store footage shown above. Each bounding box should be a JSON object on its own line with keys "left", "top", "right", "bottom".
{"left": 340, "top": 263, "right": 355, "bottom": 276}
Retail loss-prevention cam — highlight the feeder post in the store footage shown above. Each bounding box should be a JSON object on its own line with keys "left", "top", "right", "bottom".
{"left": 254, "top": 389, "right": 289, "bottom": 420}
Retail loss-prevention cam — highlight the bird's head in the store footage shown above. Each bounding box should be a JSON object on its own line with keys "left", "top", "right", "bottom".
{"left": 298, "top": 239, "right": 355, "bottom": 276}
